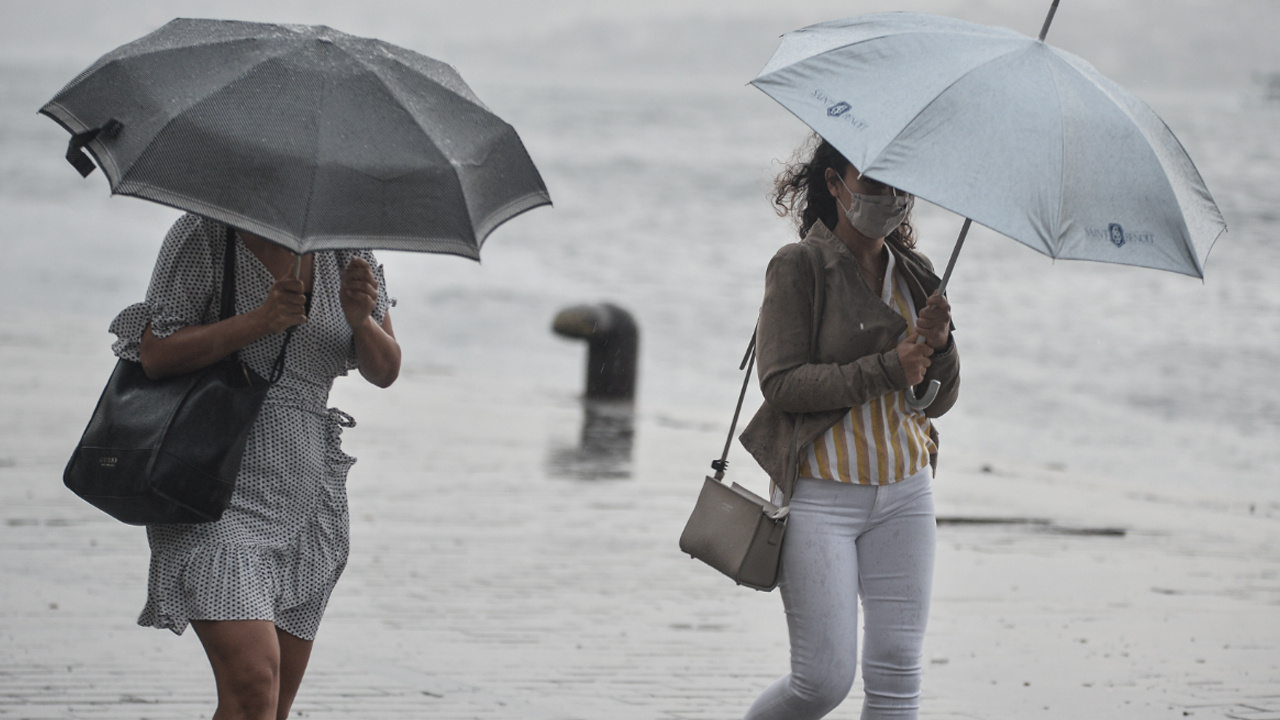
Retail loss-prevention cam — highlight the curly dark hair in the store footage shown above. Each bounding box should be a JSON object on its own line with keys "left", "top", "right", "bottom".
{"left": 771, "top": 133, "right": 916, "bottom": 249}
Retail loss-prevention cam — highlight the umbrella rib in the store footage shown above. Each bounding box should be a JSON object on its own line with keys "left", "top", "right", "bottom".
{"left": 349, "top": 50, "right": 497, "bottom": 122}
{"left": 863, "top": 43, "right": 1070, "bottom": 259}
{"left": 298, "top": 78, "right": 327, "bottom": 249}
{"left": 1050, "top": 50, "right": 1221, "bottom": 276}
{"left": 343, "top": 50, "right": 508, "bottom": 177}
{"left": 338, "top": 50, "right": 509, "bottom": 233}
{"left": 112, "top": 41, "right": 302, "bottom": 188}
{"left": 757, "top": 23, "right": 1014, "bottom": 80}
{"left": 50, "top": 28, "right": 250, "bottom": 96}
{"left": 1043, "top": 48, "right": 1068, "bottom": 259}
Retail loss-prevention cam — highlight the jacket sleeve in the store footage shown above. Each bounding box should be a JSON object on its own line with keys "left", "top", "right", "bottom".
{"left": 755, "top": 244, "right": 909, "bottom": 414}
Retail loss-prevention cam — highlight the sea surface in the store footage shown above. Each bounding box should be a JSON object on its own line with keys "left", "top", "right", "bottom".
{"left": 2, "top": 0, "right": 1278, "bottom": 508}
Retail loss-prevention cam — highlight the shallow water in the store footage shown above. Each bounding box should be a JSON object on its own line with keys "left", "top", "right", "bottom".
{"left": 3, "top": 0, "right": 1279, "bottom": 508}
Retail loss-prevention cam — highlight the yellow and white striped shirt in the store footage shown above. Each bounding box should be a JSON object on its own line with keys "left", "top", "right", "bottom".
{"left": 799, "top": 250, "right": 936, "bottom": 485}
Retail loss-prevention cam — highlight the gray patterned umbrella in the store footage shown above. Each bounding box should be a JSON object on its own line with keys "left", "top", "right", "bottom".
{"left": 40, "top": 18, "right": 551, "bottom": 259}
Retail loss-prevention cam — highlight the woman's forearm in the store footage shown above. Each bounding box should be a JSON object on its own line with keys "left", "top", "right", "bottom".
{"left": 759, "top": 351, "right": 908, "bottom": 414}
{"left": 352, "top": 312, "right": 400, "bottom": 388}
{"left": 139, "top": 309, "right": 272, "bottom": 379}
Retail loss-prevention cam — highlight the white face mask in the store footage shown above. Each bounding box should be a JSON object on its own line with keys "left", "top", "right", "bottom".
{"left": 836, "top": 174, "right": 913, "bottom": 239}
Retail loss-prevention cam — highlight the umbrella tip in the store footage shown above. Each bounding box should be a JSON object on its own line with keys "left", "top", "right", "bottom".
{"left": 1038, "top": 0, "right": 1062, "bottom": 42}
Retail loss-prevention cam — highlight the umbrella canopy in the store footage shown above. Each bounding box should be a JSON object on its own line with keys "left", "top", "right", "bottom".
{"left": 40, "top": 18, "right": 551, "bottom": 259}
{"left": 751, "top": 11, "right": 1226, "bottom": 278}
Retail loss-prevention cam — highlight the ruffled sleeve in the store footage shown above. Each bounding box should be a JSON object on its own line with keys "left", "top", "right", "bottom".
{"left": 334, "top": 249, "right": 396, "bottom": 371}
{"left": 110, "top": 215, "right": 223, "bottom": 361}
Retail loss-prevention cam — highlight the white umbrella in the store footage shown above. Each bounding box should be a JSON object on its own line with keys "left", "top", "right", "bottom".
{"left": 752, "top": 5, "right": 1225, "bottom": 278}
{"left": 751, "top": 2, "right": 1226, "bottom": 406}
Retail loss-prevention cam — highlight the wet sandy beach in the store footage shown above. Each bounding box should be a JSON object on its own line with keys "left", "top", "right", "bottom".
{"left": 2, "top": 312, "right": 1278, "bottom": 719}
{"left": 4, "top": 2, "right": 1280, "bottom": 717}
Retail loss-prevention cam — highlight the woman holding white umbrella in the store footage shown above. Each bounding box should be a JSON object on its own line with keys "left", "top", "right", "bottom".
{"left": 739, "top": 134, "right": 960, "bottom": 720}
{"left": 739, "top": 4, "right": 1223, "bottom": 717}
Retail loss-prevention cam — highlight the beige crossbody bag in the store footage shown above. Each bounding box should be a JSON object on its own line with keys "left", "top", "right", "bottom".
{"left": 678, "top": 244, "right": 824, "bottom": 591}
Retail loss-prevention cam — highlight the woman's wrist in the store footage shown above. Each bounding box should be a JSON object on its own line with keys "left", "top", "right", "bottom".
{"left": 347, "top": 311, "right": 378, "bottom": 335}
{"left": 243, "top": 306, "right": 280, "bottom": 341}
{"left": 929, "top": 334, "right": 954, "bottom": 355}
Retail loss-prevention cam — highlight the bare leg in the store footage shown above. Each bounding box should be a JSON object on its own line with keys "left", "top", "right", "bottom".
{"left": 192, "top": 620, "right": 281, "bottom": 720}
{"left": 275, "top": 627, "right": 314, "bottom": 720}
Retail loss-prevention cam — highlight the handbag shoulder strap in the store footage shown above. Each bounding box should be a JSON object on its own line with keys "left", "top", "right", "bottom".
{"left": 712, "top": 241, "right": 826, "bottom": 505}
{"left": 219, "top": 225, "right": 238, "bottom": 321}
{"left": 220, "top": 225, "right": 294, "bottom": 384}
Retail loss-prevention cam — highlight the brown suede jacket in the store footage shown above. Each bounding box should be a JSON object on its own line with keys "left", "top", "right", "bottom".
{"left": 739, "top": 221, "right": 960, "bottom": 496}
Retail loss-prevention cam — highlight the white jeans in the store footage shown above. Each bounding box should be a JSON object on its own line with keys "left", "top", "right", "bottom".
{"left": 744, "top": 471, "right": 936, "bottom": 720}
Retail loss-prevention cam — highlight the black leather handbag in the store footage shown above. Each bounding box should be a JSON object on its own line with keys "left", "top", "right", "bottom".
{"left": 64, "top": 227, "right": 292, "bottom": 525}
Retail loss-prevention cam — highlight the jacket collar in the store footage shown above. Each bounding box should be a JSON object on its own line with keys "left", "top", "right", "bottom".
{"left": 803, "top": 220, "right": 943, "bottom": 306}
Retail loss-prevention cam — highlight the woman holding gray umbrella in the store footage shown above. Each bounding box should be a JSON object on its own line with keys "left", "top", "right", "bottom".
{"left": 43, "top": 18, "right": 549, "bottom": 719}
{"left": 739, "top": 135, "right": 960, "bottom": 720}
{"left": 110, "top": 213, "right": 400, "bottom": 719}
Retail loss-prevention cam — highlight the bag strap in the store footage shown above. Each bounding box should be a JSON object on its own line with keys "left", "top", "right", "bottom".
{"left": 221, "top": 225, "right": 294, "bottom": 384}
{"left": 712, "top": 242, "right": 826, "bottom": 509}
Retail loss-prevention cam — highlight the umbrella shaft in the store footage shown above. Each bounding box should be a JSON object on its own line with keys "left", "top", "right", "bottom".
{"left": 937, "top": 217, "right": 971, "bottom": 297}
{"left": 1038, "top": 0, "right": 1061, "bottom": 41}
{"left": 914, "top": 217, "right": 969, "bottom": 348}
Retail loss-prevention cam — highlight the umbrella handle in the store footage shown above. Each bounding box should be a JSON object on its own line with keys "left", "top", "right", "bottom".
{"left": 904, "top": 217, "right": 971, "bottom": 411}
{"left": 905, "top": 360, "right": 941, "bottom": 410}
{"left": 905, "top": 379, "right": 941, "bottom": 410}
{"left": 905, "top": 332, "right": 939, "bottom": 410}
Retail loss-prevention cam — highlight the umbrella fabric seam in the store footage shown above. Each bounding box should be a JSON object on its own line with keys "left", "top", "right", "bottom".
{"left": 1044, "top": 47, "right": 1068, "bottom": 259}
{"left": 45, "top": 22, "right": 263, "bottom": 98}
{"left": 756, "top": 27, "right": 1017, "bottom": 81}
{"left": 1153, "top": 111, "right": 1223, "bottom": 276}
{"left": 338, "top": 52, "right": 479, "bottom": 228}
{"left": 1047, "top": 58, "right": 1203, "bottom": 275}
{"left": 361, "top": 51, "right": 495, "bottom": 118}
{"left": 90, "top": 37, "right": 281, "bottom": 127}
{"left": 339, "top": 50, "right": 553, "bottom": 244}
{"left": 113, "top": 50, "right": 299, "bottom": 190}
{"left": 756, "top": 17, "right": 1022, "bottom": 79}
{"left": 862, "top": 44, "right": 1024, "bottom": 181}
{"left": 298, "top": 73, "right": 328, "bottom": 247}
{"left": 346, "top": 50, "right": 510, "bottom": 175}
{"left": 1049, "top": 47, "right": 1222, "bottom": 274}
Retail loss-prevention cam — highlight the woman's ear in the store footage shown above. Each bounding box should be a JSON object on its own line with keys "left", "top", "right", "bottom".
{"left": 824, "top": 167, "right": 840, "bottom": 198}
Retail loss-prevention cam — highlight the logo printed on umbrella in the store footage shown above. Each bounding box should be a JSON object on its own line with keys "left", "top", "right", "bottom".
{"left": 1085, "top": 224, "right": 1155, "bottom": 247}
{"left": 811, "top": 90, "right": 869, "bottom": 130}
{"left": 1108, "top": 223, "right": 1126, "bottom": 247}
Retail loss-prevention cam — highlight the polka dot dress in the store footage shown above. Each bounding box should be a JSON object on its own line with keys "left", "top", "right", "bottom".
{"left": 110, "top": 214, "right": 393, "bottom": 641}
